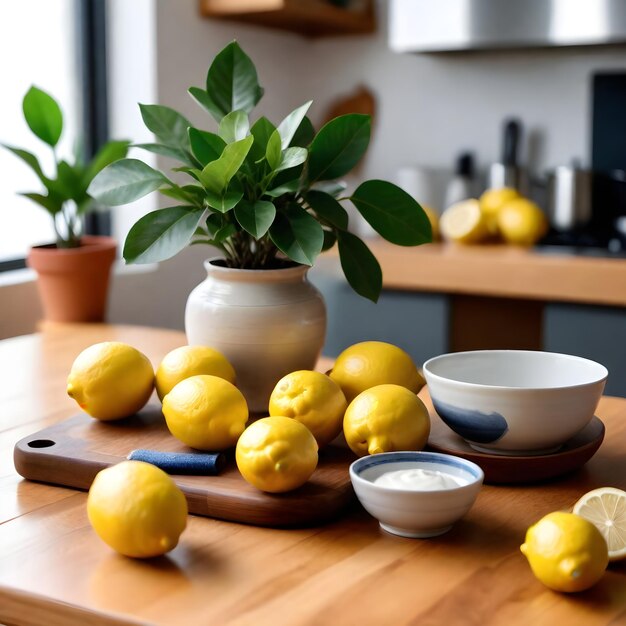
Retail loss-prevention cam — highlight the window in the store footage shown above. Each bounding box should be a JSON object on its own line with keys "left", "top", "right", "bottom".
{"left": 0, "top": 0, "right": 81, "bottom": 265}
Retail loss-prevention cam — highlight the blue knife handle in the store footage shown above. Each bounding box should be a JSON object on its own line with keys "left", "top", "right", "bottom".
{"left": 127, "top": 449, "right": 225, "bottom": 475}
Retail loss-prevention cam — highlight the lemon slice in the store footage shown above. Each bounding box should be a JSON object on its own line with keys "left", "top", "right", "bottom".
{"left": 440, "top": 199, "right": 489, "bottom": 244}
{"left": 573, "top": 487, "right": 626, "bottom": 561}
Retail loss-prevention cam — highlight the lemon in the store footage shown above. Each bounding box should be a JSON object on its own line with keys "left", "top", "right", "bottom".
{"left": 573, "top": 487, "right": 626, "bottom": 561}
{"left": 156, "top": 345, "right": 236, "bottom": 401}
{"left": 440, "top": 199, "right": 489, "bottom": 244}
{"left": 422, "top": 204, "right": 440, "bottom": 241}
{"left": 162, "top": 375, "right": 248, "bottom": 450}
{"left": 479, "top": 187, "right": 520, "bottom": 235}
{"left": 87, "top": 460, "right": 187, "bottom": 558}
{"left": 343, "top": 384, "right": 430, "bottom": 457}
{"left": 269, "top": 370, "right": 347, "bottom": 448}
{"left": 236, "top": 416, "right": 318, "bottom": 493}
{"left": 329, "top": 341, "right": 425, "bottom": 404}
{"left": 497, "top": 198, "right": 548, "bottom": 246}
{"left": 520, "top": 511, "right": 608, "bottom": 592}
{"left": 67, "top": 342, "right": 154, "bottom": 421}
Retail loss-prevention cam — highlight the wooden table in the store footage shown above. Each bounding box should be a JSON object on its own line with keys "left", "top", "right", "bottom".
{"left": 325, "top": 241, "right": 626, "bottom": 352}
{"left": 1, "top": 324, "right": 625, "bottom": 626}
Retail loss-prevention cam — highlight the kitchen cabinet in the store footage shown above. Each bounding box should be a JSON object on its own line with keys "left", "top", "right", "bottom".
{"left": 199, "top": 0, "right": 375, "bottom": 37}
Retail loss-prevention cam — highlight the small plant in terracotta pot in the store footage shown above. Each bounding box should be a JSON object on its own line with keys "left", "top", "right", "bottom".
{"left": 3, "top": 86, "right": 129, "bottom": 322}
{"left": 88, "top": 42, "right": 431, "bottom": 409}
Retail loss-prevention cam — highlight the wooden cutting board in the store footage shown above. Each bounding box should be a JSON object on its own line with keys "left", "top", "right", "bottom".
{"left": 13, "top": 406, "right": 356, "bottom": 528}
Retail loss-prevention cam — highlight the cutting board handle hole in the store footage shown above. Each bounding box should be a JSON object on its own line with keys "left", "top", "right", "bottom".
{"left": 27, "top": 439, "right": 55, "bottom": 449}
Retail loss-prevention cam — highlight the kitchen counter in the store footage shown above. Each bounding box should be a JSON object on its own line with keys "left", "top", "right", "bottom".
{"left": 1, "top": 323, "right": 626, "bottom": 626}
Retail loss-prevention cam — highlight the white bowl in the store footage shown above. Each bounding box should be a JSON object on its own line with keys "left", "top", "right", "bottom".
{"left": 349, "top": 452, "right": 483, "bottom": 538}
{"left": 423, "top": 350, "right": 608, "bottom": 455}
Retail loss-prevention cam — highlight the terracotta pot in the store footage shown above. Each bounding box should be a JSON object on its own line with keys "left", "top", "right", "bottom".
{"left": 27, "top": 236, "right": 117, "bottom": 323}
{"left": 185, "top": 259, "right": 327, "bottom": 413}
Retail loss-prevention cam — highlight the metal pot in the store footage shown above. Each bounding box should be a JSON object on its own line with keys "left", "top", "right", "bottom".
{"left": 547, "top": 165, "right": 592, "bottom": 231}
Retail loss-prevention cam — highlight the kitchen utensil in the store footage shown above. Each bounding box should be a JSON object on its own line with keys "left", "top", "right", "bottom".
{"left": 548, "top": 164, "right": 593, "bottom": 231}
{"left": 13, "top": 407, "right": 355, "bottom": 527}
{"left": 444, "top": 152, "right": 475, "bottom": 209}
{"left": 488, "top": 118, "right": 525, "bottom": 192}
{"left": 423, "top": 350, "right": 607, "bottom": 455}
{"left": 127, "top": 449, "right": 225, "bottom": 475}
{"left": 350, "top": 451, "right": 483, "bottom": 538}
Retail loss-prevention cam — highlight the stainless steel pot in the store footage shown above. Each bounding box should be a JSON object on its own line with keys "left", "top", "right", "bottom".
{"left": 547, "top": 165, "right": 592, "bottom": 231}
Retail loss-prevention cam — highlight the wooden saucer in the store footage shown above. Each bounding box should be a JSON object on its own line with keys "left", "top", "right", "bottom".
{"left": 427, "top": 415, "right": 605, "bottom": 484}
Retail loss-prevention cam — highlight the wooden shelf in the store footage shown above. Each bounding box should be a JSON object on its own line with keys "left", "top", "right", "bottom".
{"left": 199, "top": 0, "right": 376, "bottom": 37}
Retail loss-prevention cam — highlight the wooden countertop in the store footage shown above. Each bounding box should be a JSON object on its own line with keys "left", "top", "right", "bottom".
{"left": 327, "top": 241, "right": 626, "bottom": 307}
{"left": 1, "top": 324, "right": 626, "bottom": 626}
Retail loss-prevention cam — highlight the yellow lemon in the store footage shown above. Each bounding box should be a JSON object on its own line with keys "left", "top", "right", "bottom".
{"left": 236, "top": 416, "right": 318, "bottom": 493}
{"left": 343, "top": 384, "right": 430, "bottom": 457}
{"left": 156, "top": 345, "right": 236, "bottom": 401}
{"left": 440, "top": 199, "right": 490, "bottom": 244}
{"left": 269, "top": 370, "right": 347, "bottom": 448}
{"left": 87, "top": 460, "right": 187, "bottom": 558}
{"left": 497, "top": 198, "right": 548, "bottom": 246}
{"left": 573, "top": 487, "right": 626, "bottom": 561}
{"left": 479, "top": 187, "right": 520, "bottom": 234}
{"left": 66, "top": 342, "right": 154, "bottom": 421}
{"left": 162, "top": 375, "right": 248, "bottom": 450}
{"left": 520, "top": 511, "right": 608, "bottom": 592}
{"left": 329, "top": 341, "right": 424, "bottom": 404}
{"left": 422, "top": 204, "right": 440, "bottom": 241}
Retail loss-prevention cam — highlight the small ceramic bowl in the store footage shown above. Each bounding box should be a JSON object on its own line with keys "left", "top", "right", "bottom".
{"left": 349, "top": 451, "right": 483, "bottom": 538}
{"left": 423, "top": 350, "right": 608, "bottom": 455}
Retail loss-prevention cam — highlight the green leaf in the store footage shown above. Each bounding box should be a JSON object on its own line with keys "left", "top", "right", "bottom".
{"left": 205, "top": 189, "right": 243, "bottom": 213}
{"left": 205, "top": 212, "right": 224, "bottom": 236}
{"left": 276, "top": 147, "right": 307, "bottom": 173}
{"left": 123, "top": 206, "right": 205, "bottom": 264}
{"left": 248, "top": 117, "right": 276, "bottom": 163}
{"left": 134, "top": 143, "right": 195, "bottom": 166}
{"left": 218, "top": 110, "right": 250, "bottom": 143}
{"left": 265, "top": 179, "right": 299, "bottom": 197}
{"left": 88, "top": 158, "right": 169, "bottom": 206}
{"left": 19, "top": 192, "right": 63, "bottom": 215}
{"left": 322, "top": 229, "right": 337, "bottom": 251}
{"left": 311, "top": 180, "right": 347, "bottom": 197}
{"left": 307, "top": 114, "right": 371, "bottom": 182}
{"left": 22, "top": 86, "right": 63, "bottom": 147}
{"left": 265, "top": 130, "right": 282, "bottom": 170}
{"left": 188, "top": 86, "right": 224, "bottom": 121}
{"left": 56, "top": 160, "right": 84, "bottom": 200}
{"left": 305, "top": 190, "right": 349, "bottom": 230}
{"left": 85, "top": 140, "right": 130, "bottom": 183}
{"left": 198, "top": 135, "right": 253, "bottom": 194}
{"left": 291, "top": 116, "right": 315, "bottom": 147}
{"left": 337, "top": 230, "right": 382, "bottom": 303}
{"left": 206, "top": 41, "right": 264, "bottom": 120}
{"left": 351, "top": 180, "right": 432, "bottom": 246}
{"left": 160, "top": 184, "right": 205, "bottom": 206}
{"left": 269, "top": 203, "right": 324, "bottom": 266}
{"left": 214, "top": 222, "right": 237, "bottom": 243}
{"left": 235, "top": 199, "right": 276, "bottom": 238}
{"left": 139, "top": 104, "right": 191, "bottom": 149}
{"left": 277, "top": 101, "right": 312, "bottom": 149}
{"left": 188, "top": 129, "right": 226, "bottom": 166}
{"left": 2, "top": 145, "right": 46, "bottom": 181}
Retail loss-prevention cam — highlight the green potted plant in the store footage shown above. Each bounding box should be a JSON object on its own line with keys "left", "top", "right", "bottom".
{"left": 3, "top": 86, "right": 129, "bottom": 322}
{"left": 89, "top": 42, "right": 431, "bottom": 410}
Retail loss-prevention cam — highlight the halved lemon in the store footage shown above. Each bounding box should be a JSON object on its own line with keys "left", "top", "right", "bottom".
{"left": 440, "top": 199, "right": 489, "bottom": 244}
{"left": 573, "top": 487, "right": 626, "bottom": 561}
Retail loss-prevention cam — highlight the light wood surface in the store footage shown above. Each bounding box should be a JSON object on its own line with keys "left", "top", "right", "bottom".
{"left": 1, "top": 324, "right": 626, "bottom": 626}
{"left": 199, "top": 0, "right": 376, "bottom": 37}
{"left": 329, "top": 241, "right": 626, "bottom": 307}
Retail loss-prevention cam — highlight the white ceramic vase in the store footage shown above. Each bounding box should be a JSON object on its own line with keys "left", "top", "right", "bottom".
{"left": 185, "top": 259, "right": 327, "bottom": 413}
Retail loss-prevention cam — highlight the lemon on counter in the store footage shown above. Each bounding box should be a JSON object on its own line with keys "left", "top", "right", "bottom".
{"left": 269, "top": 370, "right": 347, "bottom": 448}
{"left": 156, "top": 345, "right": 236, "bottom": 401}
{"left": 343, "top": 384, "right": 430, "bottom": 457}
{"left": 479, "top": 187, "right": 520, "bottom": 235}
{"left": 236, "top": 416, "right": 318, "bottom": 493}
{"left": 520, "top": 511, "right": 608, "bottom": 592}
{"left": 162, "top": 375, "right": 248, "bottom": 450}
{"left": 497, "top": 197, "right": 548, "bottom": 246}
{"left": 573, "top": 487, "right": 626, "bottom": 561}
{"left": 66, "top": 342, "right": 154, "bottom": 421}
{"left": 422, "top": 204, "right": 440, "bottom": 241}
{"left": 329, "top": 341, "right": 425, "bottom": 404}
{"left": 87, "top": 460, "right": 187, "bottom": 558}
{"left": 440, "top": 199, "right": 490, "bottom": 244}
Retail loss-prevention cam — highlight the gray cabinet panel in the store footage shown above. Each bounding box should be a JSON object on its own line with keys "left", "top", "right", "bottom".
{"left": 545, "top": 304, "right": 626, "bottom": 397}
